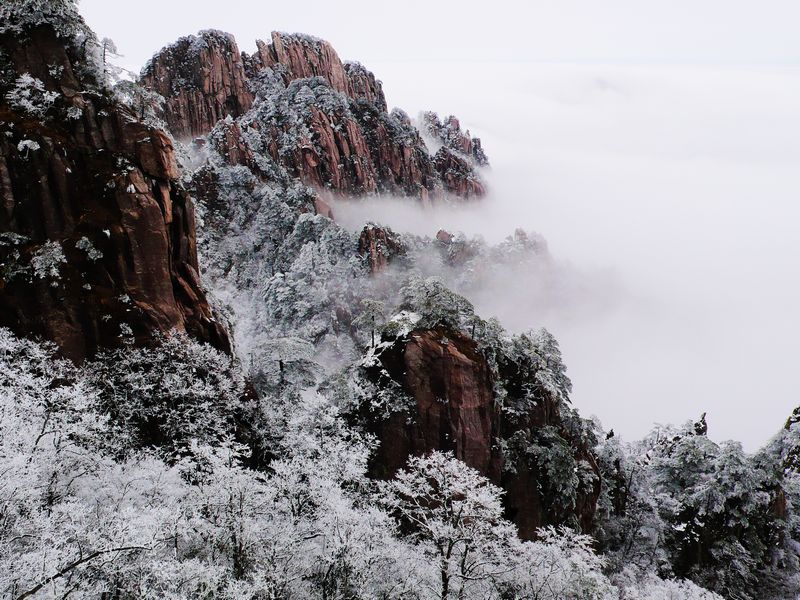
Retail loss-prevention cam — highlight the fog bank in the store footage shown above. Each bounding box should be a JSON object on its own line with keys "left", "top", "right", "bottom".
{"left": 348, "top": 62, "right": 800, "bottom": 451}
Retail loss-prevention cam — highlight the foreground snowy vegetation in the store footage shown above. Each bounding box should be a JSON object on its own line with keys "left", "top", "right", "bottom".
{"left": 2, "top": 1, "right": 800, "bottom": 598}
{"left": 1, "top": 327, "right": 735, "bottom": 599}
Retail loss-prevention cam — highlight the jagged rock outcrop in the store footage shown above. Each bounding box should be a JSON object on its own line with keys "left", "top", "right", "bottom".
{"left": 0, "top": 21, "right": 230, "bottom": 362}
{"left": 344, "top": 61, "right": 387, "bottom": 112}
{"left": 361, "top": 327, "right": 601, "bottom": 539}
{"left": 367, "top": 329, "right": 501, "bottom": 478}
{"left": 252, "top": 86, "right": 380, "bottom": 196}
{"left": 423, "top": 111, "right": 489, "bottom": 166}
{"left": 141, "top": 30, "right": 253, "bottom": 139}
{"left": 434, "top": 229, "right": 479, "bottom": 266}
{"left": 782, "top": 407, "right": 800, "bottom": 472}
{"left": 143, "top": 31, "right": 485, "bottom": 201}
{"left": 248, "top": 32, "right": 388, "bottom": 112}
{"left": 199, "top": 73, "right": 442, "bottom": 200}
{"left": 208, "top": 117, "right": 259, "bottom": 173}
{"left": 434, "top": 147, "right": 486, "bottom": 198}
{"left": 358, "top": 224, "right": 406, "bottom": 274}
{"left": 351, "top": 104, "right": 443, "bottom": 201}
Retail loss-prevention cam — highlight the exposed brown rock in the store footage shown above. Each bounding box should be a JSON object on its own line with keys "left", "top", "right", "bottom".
{"left": 313, "top": 194, "right": 334, "bottom": 219}
{"left": 358, "top": 225, "right": 405, "bottom": 274}
{"left": 369, "top": 329, "right": 502, "bottom": 478}
{"left": 436, "top": 229, "right": 454, "bottom": 244}
{"left": 209, "top": 117, "right": 259, "bottom": 172}
{"left": 343, "top": 61, "right": 387, "bottom": 112}
{"left": 0, "top": 24, "right": 230, "bottom": 362}
{"left": 434, "top": 147, "right": 486, "bottom": 198}
{"left": 232, "top": 89, "right": 444, "bottom": 200}
{"left": 423, "top": 111, "right": 489, "bottom": 167}
{"left": 251, "top": 96, "right": 379, "bottom": 196}
{"left": 785, "top": 407, "right": 800, "bottom": 430}
{"left": 143, "top": 31, "right": 486, "bottom": 201}
{"left": 141, "top": 30, "right": 253, "bottom": 139}
{"left": 783, "top": 407, "right": 800, "bottom": 473}
{"left": 363, "top": 327, "right": 600, "bottom": 539}
{"left": 250, "top": 32, "right": 387, "bottom": 111}
{"left": 351, "top": 104, "right": 443, "bottom": 201}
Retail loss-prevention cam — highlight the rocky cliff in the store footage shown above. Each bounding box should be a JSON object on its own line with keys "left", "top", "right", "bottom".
{"left": 423, "top": 111, "right": 488, "bottom": 166}
{"left": 140, "top": 30, "right": 253, "bottom": 140}
{"left": 358, "top": 326, "right": 601, "bottom": 539}
{"left": 248, "top": 32, "right": 388, "bottom": 112}
{"left": 0, "top": 20, "right": 230, "bottom": 361}
{"left": 143, "top": 30, "right": 486, "bottom": 201}
{"left": 358, "top": 224, "right": 406, "bottom": 274}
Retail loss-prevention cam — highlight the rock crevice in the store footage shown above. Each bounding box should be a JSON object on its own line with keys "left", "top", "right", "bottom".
{"left": 143, "top": 30, "right": 487, "bottom": 201}
{"left": 361, "top": 327, "right": 601, "bottom": 539}
{"left": 0, "top": 23, "right": 230, "bottom": 361}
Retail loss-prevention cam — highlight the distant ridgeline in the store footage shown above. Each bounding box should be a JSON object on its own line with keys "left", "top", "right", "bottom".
{"left": 1, "top": 2, "right": 800, "bottom": 599}
{"left": 140, "top": 29, "right": 488, "bottom": 202}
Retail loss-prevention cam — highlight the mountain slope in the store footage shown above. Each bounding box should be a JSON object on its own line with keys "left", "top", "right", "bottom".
{"left": 0, "top": 11, "right": 229, "bottom": 361}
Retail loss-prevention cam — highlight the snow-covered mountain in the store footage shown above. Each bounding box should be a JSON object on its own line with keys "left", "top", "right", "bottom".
{"left": 1, "top": 1, "right": 799, "bottom": 598}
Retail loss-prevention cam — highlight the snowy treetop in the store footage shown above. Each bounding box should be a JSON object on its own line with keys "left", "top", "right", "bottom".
{"left": 271, "top": 31, "right": 326, "bottom": 47}
{"left": 0, "top": 0, "right": 88, "bottom": 40}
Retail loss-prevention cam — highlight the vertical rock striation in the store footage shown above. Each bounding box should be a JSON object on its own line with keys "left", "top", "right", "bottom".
{"left": 141, "top": 30, "right": 253, "bottom": 139}
{"left": 358, "top": 224, "right": 406, "bottom": 274}
{"left": 143, "top": 30, "right": 487, "bottom": 200}
{"left": 249, "top": 32, "right": 388, "bottom": 111}
{"left": 0, "top": 21, "right": 230, "bottom": 361}
{"left": 361, "top": 327, "right": 601, "bottom": 539}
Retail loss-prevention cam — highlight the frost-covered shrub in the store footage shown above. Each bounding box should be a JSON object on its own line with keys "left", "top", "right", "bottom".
{"left": 378, "top": 451, "right": 519, "bottom": 600}
{"left": 0, "top": 232, "right": 30, "bottom": 282}
{"left": 500, "top": 527, "right": 614, "bottom": 600}
{"left": 500, "top": 328, "right": 572, "bottom": 411}
{"left": 505, "top": 425, "right": 581, "bottom": 526}
{"left": 612, "top": 569, "right": 724, "bottom": 600}
{"left": 30, "top": 239, "right": 66, "bottom": 282}
{"left": 75, "top": 235, "right": 102, "bottom": 261}
{"left": 0, "top": 328, "right": 423, "bottom": 599}
{"left": 113, "top": 80, "right": 165, "bottom": 126}
{"left": 248, "top": 336, "right": 317, "bottom": 393}
{"left": 399, "top": 275, "right": 475, "bottom": 331}
{"left": 594, "top": 418, "right": 798, "bottom": 600}
{"left": 0, "top": 0, "right": 84, "bottom": 39}
{"left": 16, "top": 138, "right": 40, "bottom": 156}
{"left": 5, "top": 73, "right": 59, "bottom": 118}
{"left": 85, "top": 332, "right": 247, "bottom": 456}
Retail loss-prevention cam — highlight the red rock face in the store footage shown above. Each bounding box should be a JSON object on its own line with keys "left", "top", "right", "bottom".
{"left": 313, "top": 195, "right": 335, "bottom": 219}
{"left": 144, "top": 31, "right": 486, "bottom": 201}
{"left": 358, "top": 225, "right": 406, "bottom": 274}
{"left": 220, "top": 83, "right": 440, "bottom": 200}
{"left": 141, "top": 31, "right": 253, "bottom": 140}
{"left": 365, "top": 328, "right": 600, "bottom": 539}
{"left": 344, "top": 62, "right": 387, "bottom": 112}
{"left": 292, "top": 104, "right": 378, "bottom": 194}
{"left": 423, "top": 111, "right": 489, "bottom": 167}
{"left": 0, "top": 25, "right": 230, "bottom": 362}
{"left": 209, "top": 118, "right": 259, "bottom": 173}
{"left": 250, "top": 33, "right": 388, "bottom": 111}
{"left": 351, "top": 104, "right": 443, "bottom": 200}
{"left": 434, "top": 147, "right": 486, "bottom": 198}
{"left": 369, "top": 329, "right": 502, "bottom": 479}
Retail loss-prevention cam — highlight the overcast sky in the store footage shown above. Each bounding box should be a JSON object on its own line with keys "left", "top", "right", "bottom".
{"left": 79, "top": 1, "right": 800, "bottom": 451}
{"left": 81, "top": 0, "right": 800, "bottom": 73}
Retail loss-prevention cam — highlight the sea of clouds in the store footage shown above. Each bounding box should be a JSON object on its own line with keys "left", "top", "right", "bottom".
{"left": 336, "top": 61, "right": 800, "bottom": 451}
